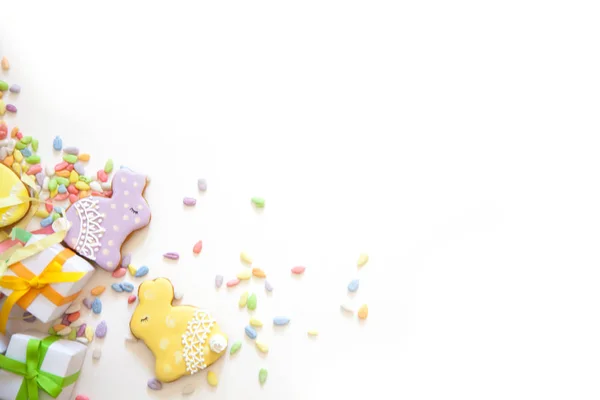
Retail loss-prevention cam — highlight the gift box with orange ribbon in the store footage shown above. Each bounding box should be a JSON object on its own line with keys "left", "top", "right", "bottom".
{"left": 0, "top": 233, "right": 95, "bottom": 333}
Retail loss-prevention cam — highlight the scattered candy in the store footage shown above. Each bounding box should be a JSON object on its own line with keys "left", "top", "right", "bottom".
{"left": 307, "top": 329, "right": 319, "bottom": 336}
{"left": 247, "top": 293, "right": 257, "bottom": 310}
{"left": 67, "top": 312, "right": 80, "bottom": 323}
{"left": 273, "top": 316, "right": 290, "bottom": 326}
{"left": 63, "top": 146, "right": 79, "bottom": 155}
{"left": 111, "top": 283, "right": 124, "bottom": 293}
{"left": 252, "top": 268, "right": 266, "bottom": 278}
{"left": 104, "top": 159, "right": 114, "bottom": 173}
{"left": 75, "top": 395, "right": 90, "bottom": 400}
{"left": 259, "top": 368, "right": 268, "bottom": 385}
{"left": 215, "top": 275, "right": 224, "bottom": 288}
{"left": 92, "top": 348, "right": 102, "bottom": 360}
{"left": 57, "top": 327, "right": 72, "bottom": 336}
{"left": 97, "top": 169, "right": 108, "bottom": 182}
{"left": 358, "top": 304, "right": 368, "bottom": 320}
{"left": 357, "top": 253, "right": 369, "bottom": 267}
{"left": 23, "top": 312, "right": 36, "bottom": 323}
{"left": 0, "top": 81, "right": 8, "bottom": 91}
{"left": 183, "top": 197, "right": 196, "bottom": 206}
{"left": 251, "top": 197, "right": 265, "bottom": 208}
{"left": 68, "top": 329, "right": 77, "bottom": 340}
{"left": 85, "top": 326, "right": 94, "bottom": 342}
{"left": 1, "top": 57, "right": 9, "bottom": 70}
{"left": 340, "top": 302, "right": 354, "bottom": 313}
{"left": 291, "top": 266, "right": 306, "bottom": 274}
{"left": 348, "top": 279, "right": 359, "bottom": 292}
{"left": 265, "top": 280, "right": 273, "bottom": 292}
{"left": 245, "top": 326, "right": 257, "bottom": 339}
{"left": 121, "top": 254, "right": 131, "bottom": 268}
{"left": 112, "top": 268, "right": 126, "bottom": 278}
{"left": 148, "top": 378, "right": 163, "bottom": 391}
{"left": 95, "top": 321, "right": 108, "bottom": 338}
{"left": 9, "top": 84, "right": 20, "bottom": 94}
{"left": 128, "top": 264, "right": 137, "bottom": 276}
{"left": 250, "top": 317, "right": 263, "bottom": 327}
{"left": 92, "top": 298, "right": 102, "bottom": 314}
{"left": 77, "top": 324, "right": 87, "bottom": 337}
{"left": 255, "top": 340, "right": 269, "bottom": 353}
{"left": 182, "top": 385, "right": 195, "bottom": 395}
{"left": 239, "top": 292, "right": 248, "bottom": 308}
{"left": 121, "top": 282, "right": 135, "bottom": 292}
{"left": 82, "top": 298, "right": 93, "bottom": 309}
{"left": 174, "top": 290, "right": 183, "bottom": 300}
{"left": 193, "top": 240, "right": 203, "bottom": 254}
{"left": 227, "top": 278, "right": 240, "bottom": 288}
{"left": 65, "top": 303, "right": 81, "bottom": 314}
{"left": 240, "top": 252, "right": 253, "bottom": 265}
{"left": 91, "top": 286, "right": 106, "bottom": 296}
{"left": 163, "top": 252, "right": 179, "bottom": 260}
{"left": 128, "top": 295, "right": 137, "bottom": 304}
{"left": 135, "top": 266, "right": 149, "bottom": 277}
{"left": 197, "top": 178, "right": 207, "bottom": 191}
{"left": 237, "top": 269, "right": 251, "bottom": 280}
{"left": 207, "top": 371, "right": 218, "bottom": 387}
{"left": 230, "top": 340, "right": 242, "bottom": 355}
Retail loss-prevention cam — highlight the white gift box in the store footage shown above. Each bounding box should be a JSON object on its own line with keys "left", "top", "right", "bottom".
{"left": 0, "top": 331, "right": 87, "bottom": 400}
{"left": 0, "top": 235, "right": 95, "bottom": 324}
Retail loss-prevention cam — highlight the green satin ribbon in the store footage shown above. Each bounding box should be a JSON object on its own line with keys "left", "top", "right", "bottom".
{"left": 0, "top": 335, "right": 80, "bottom": 400}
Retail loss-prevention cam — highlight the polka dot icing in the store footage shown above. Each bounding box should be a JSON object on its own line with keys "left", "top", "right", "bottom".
{"left": 64, "top": 169, "right": 151, "bottom": 271}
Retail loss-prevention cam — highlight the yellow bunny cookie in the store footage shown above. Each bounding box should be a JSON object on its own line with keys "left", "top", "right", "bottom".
{"left": 130, "top": 278, "right": 228, "bottom": 382}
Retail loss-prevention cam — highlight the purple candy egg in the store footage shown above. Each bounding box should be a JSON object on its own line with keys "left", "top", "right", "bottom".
{"left": 95, "top": 321, "right": 107, "bottom": 338}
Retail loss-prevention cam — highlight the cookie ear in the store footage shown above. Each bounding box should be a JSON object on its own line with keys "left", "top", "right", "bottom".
{"left": 139, "top": 278, "right": 174, "bottom": 305}
{"left": 111, "top": 169, "right": 148, "bottom": 199}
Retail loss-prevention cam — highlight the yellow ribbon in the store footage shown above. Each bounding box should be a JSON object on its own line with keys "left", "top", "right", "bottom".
{"left": 0, "top": 247, "right": 83, "bottom": 333}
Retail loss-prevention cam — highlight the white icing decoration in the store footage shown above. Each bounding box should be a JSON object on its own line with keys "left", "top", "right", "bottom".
{"left": 181, "top": 310, "right": 215, "bottom": 374}
{"left": 72, "top": 197, "right": 106, "bottom": 260}
{"left": 209, "top": 334, "right": 227, "bottom": 354}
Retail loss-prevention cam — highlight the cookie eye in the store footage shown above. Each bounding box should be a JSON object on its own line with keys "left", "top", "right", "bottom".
{"left": 130, "top": 207, "right": 139, "bottom": 215}
{"left": 141, "top": 316, "right": 149, "bottom": 323}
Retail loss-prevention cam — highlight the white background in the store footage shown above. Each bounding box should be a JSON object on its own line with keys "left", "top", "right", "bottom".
{"left": 1, "top": 1, "right": 600, "bottom": 399}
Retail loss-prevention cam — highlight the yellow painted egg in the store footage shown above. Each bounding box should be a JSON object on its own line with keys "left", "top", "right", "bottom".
{"left": 0, "top": 163, "right": 30, "bottom": 228}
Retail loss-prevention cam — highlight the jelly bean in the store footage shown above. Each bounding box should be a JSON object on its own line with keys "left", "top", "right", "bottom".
{"left": 55, "top": 161, "right": 68, "bottom": 171}
{"left": 25, "top": 155, "right": 40, "bottom": 164}
{"left": 67, "top": 184, "right": 78, "bottom": 194}
{"left": 128, "top": 295, "right": 137, "bottom": 304}
{"left": 82, "top": 298, "right": 93, "bottom": 309}
{"left": 20, "top": 136, "right": 31, "bottom": 144}
{"left": 77, "top": 324, "right": 87, "bottom": 337}
{"left": 112, "top": 268, "right": 127, "bottom": 278}
{"left": 182, "top": 385, "right": 194, "bottom": 395}
{"left": 97, "top": 169, "right": 108, "bottom": 182}
{"left": 215, "top": 275, "right": 223, "bottom": 288}
{"left": 104, "top": 159, "right": 113, "bottom": 173}
{"left": 73, "top": 161, "right": 85, "bottom": 175}
{"left": 31, "top": 139, "right": 38, "bottom": 152}
{"left": 89, "top": 181, "right": 102, "bottom": 192}
{"left": 230, "top": 340, "right": 242, "bottom": 355}
{"left": 9, "top": 84, "right": 20, "bottom": 93}
{"left": 63, "top": 154, "right": 78, "bottom": 164}
{"left": 291, "top": 266, "right": 306, "bottom": 274}
{"left": 78, "top": 153, "right": 90, "bottom": 161}
{"left": 252, "top": 268, "right": 266, "bottom": 278}
{"left": 340, "top": 302, "right": 354, "bottom": 313}
{"left": 57, "top": 327, "right": 72, "bottom": 336}
{"left": 148, "top": 378, "right": 162, "bottom": 391}
{"left": 57, "top": 184, "right": 67, "bottom": 194}
{"left": 247, "top": 293, "right": 257, "bottom": 310}
{"left": 265, "top": 280, "right": 273, "bottom": 292}
{"left": 307, "top": 329, "right": 319, "bottom": 336}
{"left": 55, "top": 193, "right": 69, "bottom": 201}
{"left": 48, "top": 178, "right": 58, "bottom": 192}
{"left": 239, "top": 292, "right": 248, "bottom": 307}
{"left": 183, "top": 197, "right": 196, "bottom": 206}
{"left": 15, "top": 135, "right": 24, "bottom": 143}
{"left": 69, "top": 194, "right": 78, "bottom": 203}
{"left": 0, "top": 101, "right": 5, "bottom": 116}
{"left": 227, "top": 278, "right": 240, "bottom": 287}
{"left": 121, "top": 282, "right": 134, "bottom": 292}
{"left": 135, "top": 266, "right": 149, "bottom": 277}
{"left": 78, "top": 175, "right": 92, "bottom": 183}
{"left": 273, "top": 316, "right": 290, "bottom": 326}
{"left": 193, "top": 240, "right": 203, "bottom": 254}
{"left": 1, "top": 57, "right": 8, "bottom": 71}
{"left": 67, "top": 312, "right": 80, "bottom": 323}
{"left": 251, "top": 197, "right": 265, "bottom": 208}
{"left": 358, "top": 304, "right": 368, "bottom": 320}
{"left": 255, "top": 340, "right": 269, "bottom": 353}
{"left": 55, "top": 177, "right": 69, "bottom": 185}
{"left": 357, "top": 253, "right": 369, "bottom": 267}
{"left": 69, "top": 170, "right": 79, "bottom": 183}
{"left": 63, "top": 146, "right": 79, "bottom": 155}
{"left": 27, "top": 165, "right": 41, "bottom": 175}
{"left": 197, "top": 178, "right": 207, "bottom": 191}
{"left": 207, "top": 371, "right": 218, "bottom": 387}
{"left": 111, "top": 283, "right": 124, "bottom": 293}
{"left": 20, "top": 148, "right": 31, "bottom": 158}
{"left": 56, "top": 170, "right": 70, "bottom": 178}
{"left": 240, "top": 252, "right": 253, "bottom": 264}
{"left": 92, "top": 298, "right": 102, "bottom": 314}
{"left": 237, "top": 270, "right": 251, "bottom": 280}
{"left": 163, "top": 252, "right": 179, "bottom": 260}
{"left": 75, "top": 181, "right": 90, "bottom": 191}
{"left": 95, "top": 321, "right": 108, "bottom": 338}
{"left": 5, "top": 104, "right": 16, "bottom": 113}
{"left": 11, "top": 163, "right": 21, "bottom": 175}
{"left": 174, "top": 290, "right": 184, "bottom": 300}
{"left": 347, "top": 279, "right": 359, "bottom": 292}
{"left": 86, "top": 326, "right": 95, "bottom": 342}
{"left": 1, "top": 155, "right": 12, "bottom": 166}
{"left": 250, "top": 317, "right": 263, "bottom": 327}
{"left": 259, "top": 369, "right": 268, "bottom": 385}
{"left": 0, "top": 80, "right": 8, "bottom": 91}
{"left": 92, "top": 348, "right": 101, "bottom": 360}
{"left": 128, "top": 265, "right": 137, "bottom": 276}
{"left": 91, "top": 286, "right": 105, "bottom": 296}
{"left": 40, "top": 215, "right": 54, "bottom": 227}
{"left": 245, "top": 326, "right": 257, "bottom": 339}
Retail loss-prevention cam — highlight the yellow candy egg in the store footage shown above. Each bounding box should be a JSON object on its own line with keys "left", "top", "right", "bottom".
{"left": 0, "top": 164, "right": 30, "bottom": 228}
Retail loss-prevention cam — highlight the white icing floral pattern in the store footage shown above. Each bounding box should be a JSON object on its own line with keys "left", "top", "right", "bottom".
{"left": 73, "top": 197, "right": 106, "bottom": 260}
{"left": 181, "top": 310, "right": 215, "bottom": 374}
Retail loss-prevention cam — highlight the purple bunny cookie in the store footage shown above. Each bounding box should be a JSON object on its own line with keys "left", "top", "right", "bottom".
{"left": 64, "top": 168, "right": 151, "bottom": 271}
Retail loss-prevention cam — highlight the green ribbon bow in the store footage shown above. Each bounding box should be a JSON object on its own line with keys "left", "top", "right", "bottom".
{"left": 0, "top": 335, "right": 80, "bottom": 400}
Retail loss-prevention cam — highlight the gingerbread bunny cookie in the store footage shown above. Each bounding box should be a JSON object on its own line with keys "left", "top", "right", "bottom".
{"left": 63, "top": 168, "right": 151, "bottom": 271}
{"left": 130, "top": 278, "right": 228, "bottom": 382}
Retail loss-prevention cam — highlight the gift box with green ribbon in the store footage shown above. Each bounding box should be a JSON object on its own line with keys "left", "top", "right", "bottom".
{"left": 0, "top": 331, "right": 86, "bottom": 400}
